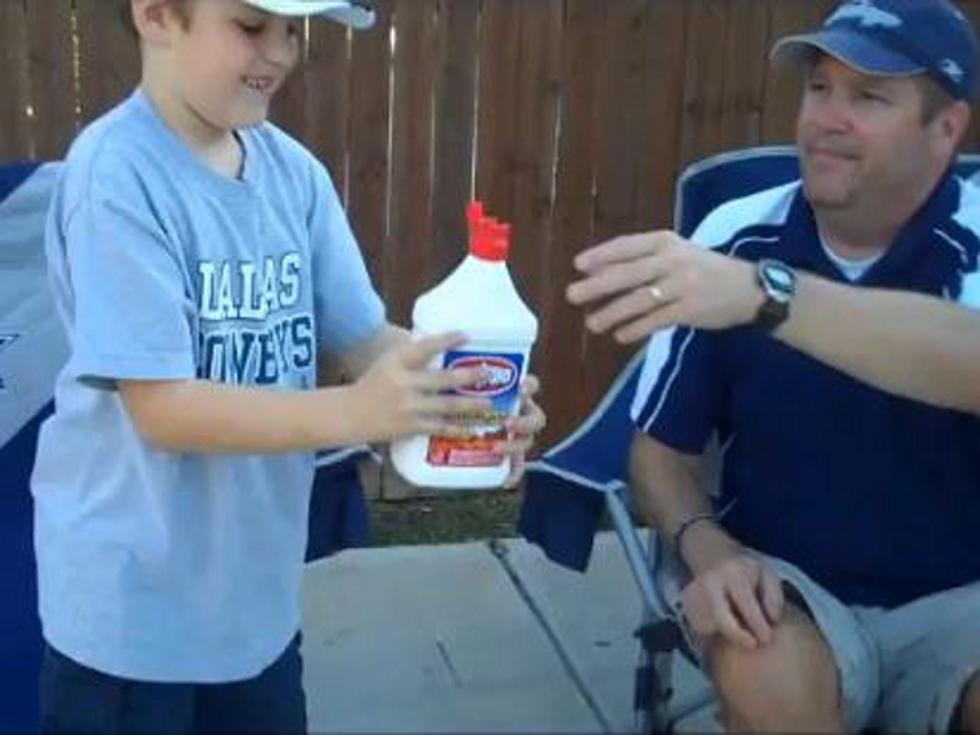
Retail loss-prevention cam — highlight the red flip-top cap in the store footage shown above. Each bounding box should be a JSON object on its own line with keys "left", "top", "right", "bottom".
{"left": 472, "top": 218, "right": 509, "bottom": 262}
{"left": 467, "top": 201, "right": 484, "bottom": 248}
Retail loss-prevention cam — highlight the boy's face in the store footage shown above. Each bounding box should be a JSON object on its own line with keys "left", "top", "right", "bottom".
{"left": 158, "top": 0, "right": 301, "bottom": 131}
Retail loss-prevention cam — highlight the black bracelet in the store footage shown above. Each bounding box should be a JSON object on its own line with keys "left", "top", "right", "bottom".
{"left": 671, "top": 512, "right": 716, "bottom": 561}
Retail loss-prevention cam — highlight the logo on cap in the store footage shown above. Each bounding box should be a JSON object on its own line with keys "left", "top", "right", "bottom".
{"left": 827, "top": 1, "right": 902, "bottom": 29}
{"left": 939, "top": 58, "right": 966, "bottom": 84}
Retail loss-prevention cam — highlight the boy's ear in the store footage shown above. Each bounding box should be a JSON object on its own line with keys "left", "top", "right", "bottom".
{"left": 130, "top": 0, "right": 182, "bottom": 47}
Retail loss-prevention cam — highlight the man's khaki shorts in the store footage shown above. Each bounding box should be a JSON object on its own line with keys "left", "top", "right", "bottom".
{"left": 662, "top": 554, "right": 980, "bottom": 733}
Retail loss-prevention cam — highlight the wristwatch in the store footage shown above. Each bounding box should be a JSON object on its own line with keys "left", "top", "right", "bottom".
{"left": 754, "top": 259, "right": 797, "bottom": 331}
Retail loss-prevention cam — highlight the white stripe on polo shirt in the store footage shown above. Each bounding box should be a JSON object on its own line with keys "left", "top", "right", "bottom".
{"left": 630, "top": 182, "right": 797, "bottom": 431}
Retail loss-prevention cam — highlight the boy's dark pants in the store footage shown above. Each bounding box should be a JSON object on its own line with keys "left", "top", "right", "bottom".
{"left": 39, "top": 633, "right": 307, "bottom": 734}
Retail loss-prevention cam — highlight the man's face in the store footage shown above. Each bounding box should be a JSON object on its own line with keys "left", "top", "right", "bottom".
{"left": 166, "top": 0, "right": 301, "bottom": 131}
{"left": 796, "top": 56, "right": 948, "bottom": 213}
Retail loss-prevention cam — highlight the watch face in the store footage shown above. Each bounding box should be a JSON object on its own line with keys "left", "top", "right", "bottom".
{"left": 762, "top": 262, "right": 796, "bottom": 300}
{"left": 766, "top": 266, "right": 794, "bottom": 290}
{"left": 756, "top": 259, "right": 795, "bottom": 330}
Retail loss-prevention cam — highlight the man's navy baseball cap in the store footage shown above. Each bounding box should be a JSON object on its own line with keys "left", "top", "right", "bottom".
{"left": 772, "top": 0, "right": 980, "bottom": 102}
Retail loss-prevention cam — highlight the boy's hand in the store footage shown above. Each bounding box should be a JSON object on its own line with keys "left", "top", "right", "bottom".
{"left": 352, "top": 331, "right": 492, "bottom": 442}
{"left": 497, "top": 374, "right": 546, "bottom": 488}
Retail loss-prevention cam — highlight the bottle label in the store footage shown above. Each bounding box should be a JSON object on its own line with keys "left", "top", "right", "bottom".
{"left": 426, "top": 350, "right": 525, "bottom": 468}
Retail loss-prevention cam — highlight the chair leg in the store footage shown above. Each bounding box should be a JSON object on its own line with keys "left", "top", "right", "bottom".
{"left": 635, "top": 620, "right": 685, "bottom": 734}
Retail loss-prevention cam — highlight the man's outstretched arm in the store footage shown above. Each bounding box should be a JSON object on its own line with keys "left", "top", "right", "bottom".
{"left": 568, "top": 232, "right": 980, "bottom": 415}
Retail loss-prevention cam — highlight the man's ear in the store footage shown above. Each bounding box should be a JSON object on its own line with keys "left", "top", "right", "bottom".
{"left": 935, "top": 100, "right": 972, "bottom": 153}
{"left": 129, "top": 0, "right": 182, "bottom": 47}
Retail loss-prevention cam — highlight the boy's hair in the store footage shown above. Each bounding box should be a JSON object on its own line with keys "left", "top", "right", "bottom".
{"left": 119, "top": 0, "right": 193, "bottom": 38}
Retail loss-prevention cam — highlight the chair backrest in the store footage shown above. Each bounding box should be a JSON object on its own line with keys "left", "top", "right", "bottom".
{"left": 676, "top": 145, "right": 980, "bottom": 237}
{"left": 674, "top": 146, "right": 799, "bottom": 237}
{"left": 0, "top": 162, "right": 63, "bottom": 732}
{"left": 520, "top": 144, "right": 980, "bottom": 571}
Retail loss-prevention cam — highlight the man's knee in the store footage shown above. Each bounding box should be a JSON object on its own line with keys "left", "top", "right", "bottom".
{"left": 954, "top": 671, "right": 980, "bottom": 734}
{"left": 705, "top": 602, "right": 842, "bottom": 733}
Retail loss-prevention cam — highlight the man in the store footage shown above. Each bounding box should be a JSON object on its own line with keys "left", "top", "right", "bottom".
{"left": 568, "top": 15, "right": 980, "bottom": 419}
{"left": 570, "top": 1, "right": 980, "bottom": 732}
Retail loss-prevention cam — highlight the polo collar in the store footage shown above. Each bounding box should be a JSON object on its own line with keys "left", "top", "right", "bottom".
{"left": 780, "top": 171, "right": 961, "bottom": 286}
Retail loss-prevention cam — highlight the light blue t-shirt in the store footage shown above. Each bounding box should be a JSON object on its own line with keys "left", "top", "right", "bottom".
{"left": 32, "top": 90, "right": 385, "bottom": 682}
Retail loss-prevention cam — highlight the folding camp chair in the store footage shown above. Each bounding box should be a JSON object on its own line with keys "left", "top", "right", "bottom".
{"left": 0, "top": 162, "right": 373, "bottom": 730}
{"left": 520, "top": 145, "right": 980, "bottom": 734}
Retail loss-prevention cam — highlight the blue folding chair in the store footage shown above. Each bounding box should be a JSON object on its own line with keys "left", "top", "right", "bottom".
{"left": 520, "top": 145, "right": 980, "bottom": 734}
{"left": 0, "top": 162, "right": 374, "bottom": 730}
{"left": 0, "top": 162, "right": 67, "bottom": 732}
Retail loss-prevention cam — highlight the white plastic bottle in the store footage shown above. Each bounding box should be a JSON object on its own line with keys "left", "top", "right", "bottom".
{"left": 390, "top": 202, "right": 539, "bottom": 489}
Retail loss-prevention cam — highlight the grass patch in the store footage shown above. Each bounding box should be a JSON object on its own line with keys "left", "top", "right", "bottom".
{"left": 367, "top": 490, "right": 524, "bottom": 547}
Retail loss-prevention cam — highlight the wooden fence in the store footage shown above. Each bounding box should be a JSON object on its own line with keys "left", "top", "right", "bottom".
{"left": 4, "top": 0, "right": 980, "bottom": 493}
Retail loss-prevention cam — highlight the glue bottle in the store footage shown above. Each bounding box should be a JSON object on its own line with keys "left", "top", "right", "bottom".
{"left": 390, "top": 202, "right": 538, "bottom": 489}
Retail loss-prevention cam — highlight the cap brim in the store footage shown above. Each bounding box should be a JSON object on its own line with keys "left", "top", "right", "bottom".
{"left": 243, "top": 0, "right": 376, "bottom": 29}
{"left": 771, "top": 28, "right": 927, "bottom": 78}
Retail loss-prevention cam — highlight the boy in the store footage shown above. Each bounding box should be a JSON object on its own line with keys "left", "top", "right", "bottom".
{"left": 33, "top": 1, "right": 545, "bottom": 732}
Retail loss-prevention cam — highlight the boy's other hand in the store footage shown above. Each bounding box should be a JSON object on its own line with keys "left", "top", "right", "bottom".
{"left": 352, "top": 331, "right": 492, "bottom": 442}
{"left": 497, "top": 374, "right": 546, "bottom": 488}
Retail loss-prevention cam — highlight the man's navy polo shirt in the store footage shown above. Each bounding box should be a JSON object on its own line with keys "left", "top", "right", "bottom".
{"left": 631, "top": 173, "right": 980, "bottom": 608}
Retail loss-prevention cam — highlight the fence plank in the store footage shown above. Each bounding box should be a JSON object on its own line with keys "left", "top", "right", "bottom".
{"left": 476, "top": 1, "right": 521, "bottom": 219}
{"left": 347, "top": 0, "right": 393, "bottom": 290}
{"left": 508, "top": 1, "right": 562, "bottom": 315}
{"left": 959, "top": 1, "right": 980, "bottom": 149}
{"left": 304, "top": 23, "right": 351, "bottom": 196}
{"left": 0, "top": 0, "right": 32, "bottom": 161}
{"left": 542, "top": 0, "right": 603, "bottom": 446}
{"left": 634, "top": 0, "right": 689, "bottom": 231}
{"left": 718, "top": 0, "right": 769, "bottom": 150}
{"left": 269, "top": 28, "right": 310, "bottom": 140}
{"left": 26, "top": 1, "right": 76, "bottom": 160}
{"left": 431, "top": 0, "right": 479, "bottom": 280}
{"left": 75, "top": 0, "right": 140, "bottom": 124}
{"left": 761, "top": 0, "right": 812, "bottom": 142}
{"left": 386, "top": 0, "right": 438, "bottom": 324}
{"left": 594, "top": 0, "right": 651, "bottom": 240}
{"left": 679, "top": 0, "right": 732, "bottom": 165}
{"left": 587, "top": 0, "right": 658, "bottom": 406}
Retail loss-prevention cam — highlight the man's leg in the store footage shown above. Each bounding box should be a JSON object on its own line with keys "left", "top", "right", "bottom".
{"left": 870, "top": 581, "right": 980, "bottom": 734}
{"left": 953, "top": 672, "right": 980, "bottom": 733}
{"left": 664, "top": 554, "right": 879, "bottom": 734}
{"left": 195, "top": 633, "right": 307, "bottom": 734}
{"left": 706, "top": 600, "right": 842, "bottom": 733}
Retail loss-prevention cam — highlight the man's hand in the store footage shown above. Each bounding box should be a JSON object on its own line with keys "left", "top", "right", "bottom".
{"left": 678, "top": 521, "right": 785, "bottom": 650}
{"left": 566, "top": 231, "right": 764, "bottom": 343}
{"left": 351, "top": 331, "right": 492, "bottom": 443}
{"left": 497, "top": 374, "right": 546, "bottom": 488}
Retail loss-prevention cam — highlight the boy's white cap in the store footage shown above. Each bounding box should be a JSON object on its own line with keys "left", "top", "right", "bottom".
{"left": 243, "top": 0, "right": 376, "bottom": 29}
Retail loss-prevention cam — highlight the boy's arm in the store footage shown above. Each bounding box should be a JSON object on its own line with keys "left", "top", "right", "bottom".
{"left": 120, "top": 379, "right": 375, "bottom": 452}
{"left": 119, "top": 330, "right": 488, "bottom": 454}
{"left": 329, "top": 322, "right": 410, "bottom": 381}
